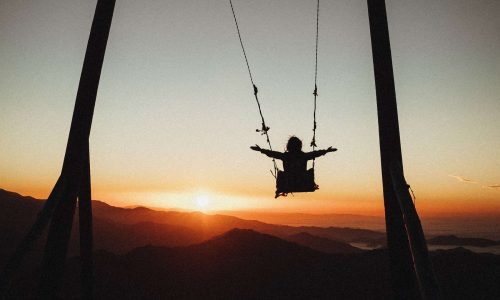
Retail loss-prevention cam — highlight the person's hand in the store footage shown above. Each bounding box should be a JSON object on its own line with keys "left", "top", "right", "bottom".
{"left": 250, "top": 145, "right": 261, "bottom": 151}
{"left": 327, "top": 146, "right": 337, "bottom": 152}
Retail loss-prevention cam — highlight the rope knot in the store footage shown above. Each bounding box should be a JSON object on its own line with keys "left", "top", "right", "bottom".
{"left": 310, "top": 138, "right": 317, "bottom": 148}
{"left": 313, "top": 85, "right": 318, "bottom": 96}
{"left": 256, "top": 122, "right": 270, "bottom": 135}
{"left": 253, "top": 84, "right": 258, "bottom": 95}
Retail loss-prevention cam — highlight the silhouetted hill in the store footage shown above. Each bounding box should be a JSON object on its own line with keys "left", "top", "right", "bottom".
{"left": 59, "top": 230, "right": 500, "bottom": 300}
{"left": 431, "top": 247, "right": 500, "bottom": 299}
{"left": 285, "top": 232, "right": 363, "bottom": 254}
{"left": 427, "top": 235, "right": 500, "bottom": 247}
{"left": 126, "top": 228, "right": 324, "bottom": 267}
{"left": 88, "top": 219, "right": 205, "bottom": 254}
{"left": 183, "top": 228, "right": 323, "bottom": 258}
{"left": 58, "top": 229, "right": 393, "bottom": 300}
{"left": 0, "top": 189, "right": 44, "bottom": 233}
{"left": 0, "top": 189, "right": 45, "bottom": 261}
{"left": 0, "top": 189, "right": 206, "bottom": 260}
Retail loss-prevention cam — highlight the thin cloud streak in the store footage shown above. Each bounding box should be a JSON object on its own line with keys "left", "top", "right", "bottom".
{"left": 483, "top": 185, "right": 500, "bottom": 189}
{"left": 449, "top": 175, "right": 500, "bottom": 191}
{"left": 449, "top": 175, "right": 478, "bottom": 184}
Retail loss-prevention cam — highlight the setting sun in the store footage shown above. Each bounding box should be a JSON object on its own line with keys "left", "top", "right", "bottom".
{"left": 195, "top": 195, "right": 210, "bottom": 210}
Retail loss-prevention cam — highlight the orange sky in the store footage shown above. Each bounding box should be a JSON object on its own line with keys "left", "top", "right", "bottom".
{"left": 1, "top": 1, "right": 499, "bottom": 218}
{"left": 4, "top": 176, "right": 500, "bottom": 219}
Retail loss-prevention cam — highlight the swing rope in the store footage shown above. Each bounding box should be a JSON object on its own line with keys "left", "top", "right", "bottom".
{"left": 229, "top": 0, "right": 278, "bottom": 178}
{"left": 311, "top": 0, "right": 320, "bottom": 168}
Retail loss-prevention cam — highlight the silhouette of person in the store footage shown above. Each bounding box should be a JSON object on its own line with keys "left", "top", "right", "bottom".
{"left": 250, "top": 136, "right": 337, "bottom": 174}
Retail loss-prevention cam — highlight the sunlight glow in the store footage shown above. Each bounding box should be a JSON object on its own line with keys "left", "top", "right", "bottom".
{"left": 195, "top": 195, "right": 210, "bottom": 210}
{"left": 106, "top": 190, "right": 281, "bottom": 213}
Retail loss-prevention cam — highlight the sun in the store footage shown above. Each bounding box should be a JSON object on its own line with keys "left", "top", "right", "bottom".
{"left": 195, "top": 195, "right": 210, "bottom": 211}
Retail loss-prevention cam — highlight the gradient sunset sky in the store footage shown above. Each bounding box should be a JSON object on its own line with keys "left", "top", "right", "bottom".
{"left": 1, "top": 0, "right": 499, "bottom": 216}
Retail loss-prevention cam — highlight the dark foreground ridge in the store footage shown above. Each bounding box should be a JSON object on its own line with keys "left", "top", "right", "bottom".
{"left": 78, "top": 230, "right": 500, "bottom": 300}
{"left": 8, "top": 229, "right": 493, "bottom": 299}
{"left": 64, "top": 229, "right": 394, "bottom": 300}
{"left": 4, "top": 227, "right": 500, "bottom": 299}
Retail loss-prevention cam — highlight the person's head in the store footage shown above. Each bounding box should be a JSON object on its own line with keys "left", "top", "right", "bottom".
{"left": 286, "top": 136, "right": 302, "bottom": 153}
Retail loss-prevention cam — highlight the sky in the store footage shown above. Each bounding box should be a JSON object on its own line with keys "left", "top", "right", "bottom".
{"left": 1, "top": 0, "right": 499, "bottom": 217}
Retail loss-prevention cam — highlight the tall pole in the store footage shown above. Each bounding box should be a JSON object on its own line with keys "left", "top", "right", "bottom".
{"left": 37, "top": 0, "right": 115, "bottom": 298}
{"left": 391, "top": 163, "right": 441, "bottom": 299}
{"left": 79, "top": 143, "right": 94, "bottom": 300}
{"left": 367, "top": 0, "right": 419, "bottom": 299}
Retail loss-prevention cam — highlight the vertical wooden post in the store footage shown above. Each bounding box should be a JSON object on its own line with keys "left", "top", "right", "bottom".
{"left": 79, "top": 143, "right": 93, "bottom": 299}
{"left": 367, "top": 0, "right": 419, "bottom": 299}
{"left": 391, "top": 162, "right": 441, "bottom": 299}
{"left": 38, "top": 184, "right": 79, "bottom": 298}
{"left": 37, "top": 0, "right": 115, "bottom": 298}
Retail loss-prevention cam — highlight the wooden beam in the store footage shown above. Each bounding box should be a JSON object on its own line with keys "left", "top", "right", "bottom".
{"left": 391, "top": 162, "right": 441, "bottom": 299}
{"left": 79, "top": 144, "right": 93, "bottom": 300}
{"left": 367, "top": 0, "right": 419, "bottom": 298}
{"left": 37, "top": 0, "right": 115, "bottom": 298}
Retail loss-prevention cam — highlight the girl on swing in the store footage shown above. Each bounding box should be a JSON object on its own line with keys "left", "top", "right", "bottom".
{"left": 251, "top": 136, "right": 337, "bottom": 197}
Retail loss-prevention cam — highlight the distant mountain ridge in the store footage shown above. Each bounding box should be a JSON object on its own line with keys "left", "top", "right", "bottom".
{"left": 91, "top": 199, "right": 384, "bottom": 243}
{"left": 0, "top": 188, "right": 380, "bottom": 256}
{"left": 216, "top": 210, "right": 386, "bottom": 230}
{"left": 3, "top": 188, "right": 499, "bottom": 256}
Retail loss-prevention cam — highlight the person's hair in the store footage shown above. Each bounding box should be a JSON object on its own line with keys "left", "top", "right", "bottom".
{"left": 286, "top": 136, "right": 302, "bottom": 152}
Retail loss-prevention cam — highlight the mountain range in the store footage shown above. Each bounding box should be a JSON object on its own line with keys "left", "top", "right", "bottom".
{"left": 0, "top": 189, "right": 384, "bottom": 257}
{"left": 1, "top": 188, "right": 500, "bottom": 299}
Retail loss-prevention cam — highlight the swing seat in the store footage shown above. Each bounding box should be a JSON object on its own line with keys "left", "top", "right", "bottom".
{"left": 275, "top": 168, "right": 319, "bottom": 197}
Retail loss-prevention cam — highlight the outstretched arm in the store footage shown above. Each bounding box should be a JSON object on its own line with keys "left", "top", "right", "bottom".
{"left": 250, "top": 145, "right": 284, "bottom": 160}
{"left": 306, "top": 146, "right": 337, "bottom": 160}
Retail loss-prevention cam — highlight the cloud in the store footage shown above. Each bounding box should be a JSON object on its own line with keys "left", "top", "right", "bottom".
{"left": 449, "top": 175, "right": 478, "bottom": 184}
{"left": 484, "top": 185, "right": 500, "bottom": 189}
{"left": 449, "top": 175, "right": 500, "bottom": 191}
